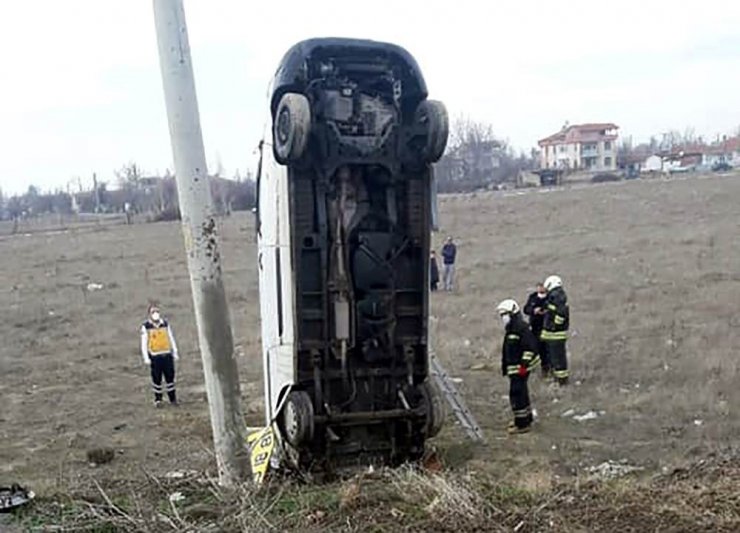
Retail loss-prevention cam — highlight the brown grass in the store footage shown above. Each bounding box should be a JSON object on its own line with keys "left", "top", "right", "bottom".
{"left": 12, "top": 450, "right": 740, "bottom": 532}
{"left": 4, "top": 172, "right": 740, "bottom": 531}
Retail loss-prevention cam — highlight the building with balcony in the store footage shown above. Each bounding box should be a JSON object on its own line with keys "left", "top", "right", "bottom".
{"left": 538, "top": 122, "right": 619, "bottom": 171}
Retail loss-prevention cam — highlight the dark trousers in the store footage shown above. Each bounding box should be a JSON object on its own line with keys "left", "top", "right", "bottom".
{"left": 532, "top": 330, "right": 550, "bottom": 371}
{"left": 546, "top": 340, "right": 569, "bottom": 383}
{"left": 150, "top": 354, "right": 176, "bottom": 402}
{"left": 509, "top": 375, "right": 532, "bottom": 428}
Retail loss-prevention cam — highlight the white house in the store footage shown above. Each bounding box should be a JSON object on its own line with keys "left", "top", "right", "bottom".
{"left": 702, "top": 137, "right": 740, "bottom": 168}
{"left": 642, "top": 154, "right": 662, "bottom": 172}
{"left": 538, "top": 123, "right": 619, "bottom": 172}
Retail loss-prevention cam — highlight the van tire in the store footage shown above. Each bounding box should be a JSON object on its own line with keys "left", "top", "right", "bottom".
{"left": 420, "top": 380, "right": 445, "bottom": 438}
{"left": 415, "top": 100, "right": 449, "bottom": 163}
{"left": 280, "top": 390, "right": 314, "bottom": 447}
{"left": 273, "top": 93, "right": 311, "bottom": 164}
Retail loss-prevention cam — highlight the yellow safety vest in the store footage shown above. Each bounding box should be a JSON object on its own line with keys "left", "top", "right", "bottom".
{"left": 147, "top": 326, "right": 172, "bottom": 355}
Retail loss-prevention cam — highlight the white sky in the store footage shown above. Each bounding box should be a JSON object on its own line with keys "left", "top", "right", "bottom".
{"left": 2, "top": 0, "right": 740, "bottom": 194}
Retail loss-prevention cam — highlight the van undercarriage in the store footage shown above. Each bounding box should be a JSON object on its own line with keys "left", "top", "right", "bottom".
{"left": 261, "top": 38, "right": 447, "bottom": 469}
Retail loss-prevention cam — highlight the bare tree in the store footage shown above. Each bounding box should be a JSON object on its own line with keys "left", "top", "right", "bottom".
{"left": 115, "top": 161, "right": 142, "bottom": 189}
{"left": 436, "top": 117, "right": 529, "bottom": 192}
{"left": 116, "top": 162, "right": 143, "bottom": 213}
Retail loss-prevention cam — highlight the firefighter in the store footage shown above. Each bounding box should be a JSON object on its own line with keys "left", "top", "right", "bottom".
{"left": 497, "top": 299, "right": 540, "bottom": 434}
{"left": 140, "top": 304, "right": 179, "bottom": 407}
{"left": 541, "top": 275, "right": 570, "bottom": 386}
{"left": 523, "top": 282, "right": 551, "bottom": 377}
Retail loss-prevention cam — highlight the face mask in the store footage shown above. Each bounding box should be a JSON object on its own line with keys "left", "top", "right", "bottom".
{"left": 151, "top": 311, "right": 161, "bottom": 322}
{"left": 501, "top": 314, "right": 511, "bottom": 326}
{"left": 537, "top": 292, "right": 547, "bottom": 298}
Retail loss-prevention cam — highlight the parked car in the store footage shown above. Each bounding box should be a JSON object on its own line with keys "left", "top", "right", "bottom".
{"left": 535, "top": 169, "right": 562, "bottom": 186}
{"left": 668, "top": 165, "right": 695, "bottom": 175}
{"left": 711, "top": 161, "right": 732, "bottom": 172}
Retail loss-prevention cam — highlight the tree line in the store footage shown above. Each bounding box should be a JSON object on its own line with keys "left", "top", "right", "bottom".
{"left": 0, "top": 164, "right": 256, "bottom": 222}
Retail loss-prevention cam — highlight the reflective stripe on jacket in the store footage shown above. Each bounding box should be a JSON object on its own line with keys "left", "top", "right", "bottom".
{"left": 542, "top": 287, "right": 569, "bottom": 341}
{"left": 501, "top": 315, "right": 541, "bottom": 376}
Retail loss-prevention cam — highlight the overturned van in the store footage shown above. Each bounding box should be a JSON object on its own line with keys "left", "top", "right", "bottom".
{"left": 257, "top": 38, "right": 448, "bottom": 469}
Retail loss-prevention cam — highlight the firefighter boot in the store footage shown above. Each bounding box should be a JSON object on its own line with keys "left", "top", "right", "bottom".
{"left": 507, "top": 424, "right": 531, "bottom": 435}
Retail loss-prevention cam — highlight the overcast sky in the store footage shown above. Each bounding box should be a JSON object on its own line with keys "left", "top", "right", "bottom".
{"left": 2, "top": 0, "right": 740, "bottom": 194}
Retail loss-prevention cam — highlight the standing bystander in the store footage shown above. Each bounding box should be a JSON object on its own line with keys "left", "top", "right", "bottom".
{"left": 441, "top": 236, "right": 457, "bottom": 291}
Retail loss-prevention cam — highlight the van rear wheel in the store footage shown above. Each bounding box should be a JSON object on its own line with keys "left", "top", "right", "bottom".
{"left": 280, "top": 390, "right": 315, "bottom": 447}
{"left": 273, "top": 93, "right": 311, "bottom": 164}
{"left": 420, "top": 380, "right": 445, "bottom": 438}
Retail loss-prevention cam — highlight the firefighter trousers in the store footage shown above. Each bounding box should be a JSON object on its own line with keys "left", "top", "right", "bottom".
{"left": 150, "top": 354, "right": 176, "bottom": 402}
{"left": 545, "top": 340, "right": 569, "bottom": 383}
{"left": 509, "top": 375, "right": 532, "bottom": 428}
{"left": 536, "top": 336, "right": 551, "bottom": 371}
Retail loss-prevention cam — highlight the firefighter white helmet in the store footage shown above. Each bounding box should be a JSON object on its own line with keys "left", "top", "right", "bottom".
{"left": 544, "top": 275, "right": 563, "bottom": 292}
{"left": 496, "top": 299, "right": 520, "bottom": 316}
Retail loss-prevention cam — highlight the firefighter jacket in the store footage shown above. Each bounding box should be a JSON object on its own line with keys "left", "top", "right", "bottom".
{"left": 501, "top": 314, "right": 541, "bottom": 377}
{"left": 542, "top": 287, "right": 569, "bottom": 341}
{"left": 140, "top": 319, "right": 179, "bottom": 362}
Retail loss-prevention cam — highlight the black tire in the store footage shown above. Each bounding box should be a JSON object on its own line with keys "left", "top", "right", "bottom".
{"left": 420, "top": 380, "right": 445, "bottom": 438}
{"left": 273, "top": 93, "right": 311, "bottom": 164}
{"left": 280, "top": 390, "right": 314, "bottom": 447}
{"left": 415, "top": 100, "right": 449, "bottom": 163}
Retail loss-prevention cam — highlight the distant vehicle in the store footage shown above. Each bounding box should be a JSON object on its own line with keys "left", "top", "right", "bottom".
{"left": 711, "top": 161, "right": 732, "bottom": 172}
{"left": 624, "top": 166, "right": 640, "bottom": 179}
{"left": 591, "top": 173, "right": 620, "bottom": 183}
{"left": 533, "top": 168, "right": 563, "bottom": 186}
{"left": 668, "top": 165, "right": 695, "bottom": 174}
{"left": 257, "top": 38, "right": 447, "bottom": 470}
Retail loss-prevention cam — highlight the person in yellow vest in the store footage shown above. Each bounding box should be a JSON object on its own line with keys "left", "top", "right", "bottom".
{"left": 140, "top": 304, "right": 179, "bottom": 407}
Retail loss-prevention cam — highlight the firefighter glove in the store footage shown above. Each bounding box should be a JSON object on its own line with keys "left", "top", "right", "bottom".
{"left": 518, "top": 365, "right": 528, "bottom": 377}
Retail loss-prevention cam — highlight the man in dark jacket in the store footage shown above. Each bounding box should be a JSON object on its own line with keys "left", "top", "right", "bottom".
{"left": 541, "top": 275, "right": 570, "bottom": 386}
{"left": 523, "top": 282, "right": 551, "bottom": 377}
{"left": 497, "top": 299, "right": 541, "bottom": 434}
{"left": 429, "top": 250, "right": 440, "bottom": 291}
{"left": 441, "top": 236, "right": 457, "bottom": 291}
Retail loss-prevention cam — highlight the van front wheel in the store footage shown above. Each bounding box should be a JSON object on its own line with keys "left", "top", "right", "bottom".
{"left": 273, "top": 93, "right": 311, "bottom": 164}
{"left": 415, "top": 100, "right": 449, "bottom": 163}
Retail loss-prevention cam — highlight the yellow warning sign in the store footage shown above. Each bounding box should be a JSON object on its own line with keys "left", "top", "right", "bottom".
{"left": 247, "top": 427, "right": 275, "bottom": 484}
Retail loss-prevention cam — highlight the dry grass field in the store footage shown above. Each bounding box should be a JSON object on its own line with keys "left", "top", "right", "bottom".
{"left": 3, "top": 172, "right": 740, "bottom": 531}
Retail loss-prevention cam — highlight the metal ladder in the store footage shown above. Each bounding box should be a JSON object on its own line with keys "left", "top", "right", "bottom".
{"left": 430, "top": 353, "right": 486, "bottom": 443}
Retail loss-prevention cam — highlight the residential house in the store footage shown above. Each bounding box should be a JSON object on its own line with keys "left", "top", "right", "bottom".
{"left": 642, "top": 154, "right": 662, "bottom": 172}
{"left": 538, "top": 123, "right": 619, "bottom": 171}
{"left": 649, "top": 146, "right": 704, "bottom": 174}
{"left": 702, "top": 136, "right": 740, "bottom": 168}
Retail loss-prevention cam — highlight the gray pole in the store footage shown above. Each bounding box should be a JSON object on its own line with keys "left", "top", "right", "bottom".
{"left": 152, "top": 0, "right": 249, "bottom": 486}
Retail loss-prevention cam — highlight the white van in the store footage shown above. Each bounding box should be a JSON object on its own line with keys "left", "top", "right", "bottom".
{"left": 257, "top": 38, "right": 447, "bottom": 469}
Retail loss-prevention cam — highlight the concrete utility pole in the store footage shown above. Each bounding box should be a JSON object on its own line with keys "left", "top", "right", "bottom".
{"left": 152, "top": 0, "right": 249, "bottom": 485}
